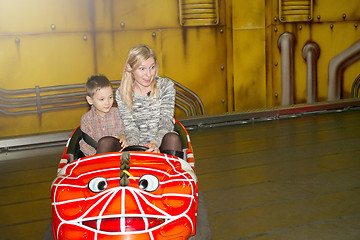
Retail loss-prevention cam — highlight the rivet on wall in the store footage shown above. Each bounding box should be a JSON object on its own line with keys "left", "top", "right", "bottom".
{"left": 83, "top": 35, "right": 88, "bottom": 41}
{"left": 274, "top": 27, "right": 278, "bottom": 32}
{"left": 15, "top": 38, "right": 20, "bottom": 44}
{"left": 120, "top": 22, "right": 125, "bottom": 28}
{"left": 220, "top": 65, "right": 224, "bottom": 70}
{"left": 355, "top": 23, "right": 358, "bottom": 29}
{"left": 152, "top": 32, "right": 156, "bottom": 37}
{"left": 274, "top": 61, "right": 278, "bottom": 66}
{"left": 299, "top": 25, "right": 303, "bottom": 30}
{"left": 342, "top": 13, "right": 346, "bottom": 20}
{"left": 274, "top": 17, "right": 278, "bottom": 22}
{"left": 317, "top": 15, "right": 321, "bottom": 20}
{"left": 330, "top": 24, "right": 334, "bottom": 29}
{"left": 50, "top": 24, "right": 56, "bottom": 30}
{"left": 219, "top": 29, "right": 224, "bottom": 33}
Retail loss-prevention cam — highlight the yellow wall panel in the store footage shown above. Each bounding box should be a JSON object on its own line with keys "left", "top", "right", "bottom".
{"left": 96, "top": 30, "right": 163, "bottom": 80}
{"left": 0, "top": 107, "right": 89, "bottom": 138}
{"left": 266, "top": 25, "right": 279, "bottom": 107}
{"left": 161, "top": 28, "right": 228, "bottom": 116}
{"left": 233, "top": 29, "right": 266, "bottom": 111}
{"left": 106, "top": 0, "right": 179, "bottom": 30}
{"left": 313, "top": 0, "right": 360, "bottom": 22}
{"left": 232, "top": 0, "right": 266, "bottom": 111}
{"left": 233, "top": 0, "right": 265, "bottom": 28}
{"left": 0, "top": 34, "right": 95, "bottom": 89}
{"left": 0, "top": 0, "right": 91, "bottom": 33}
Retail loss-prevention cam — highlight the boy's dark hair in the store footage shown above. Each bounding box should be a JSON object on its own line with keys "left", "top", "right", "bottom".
{"left": 86, "top": 75, "right": 112, "bottom": 97}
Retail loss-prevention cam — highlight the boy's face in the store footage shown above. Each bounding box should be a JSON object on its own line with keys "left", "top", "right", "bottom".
{"left": 86, "top": 86, "right": 113, "bottom": 117}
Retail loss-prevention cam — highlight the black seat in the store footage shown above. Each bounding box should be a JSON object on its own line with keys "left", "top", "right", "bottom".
{"left": 66, "top": 127, "right": 85, "bottom": 162}
{"left": 174, "top": 122, "right": 189, "bottom": 150}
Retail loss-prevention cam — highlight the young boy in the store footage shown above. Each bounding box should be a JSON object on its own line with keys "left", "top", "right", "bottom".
{"left": 80, "top": 75, "right": 126, "bottom": 156}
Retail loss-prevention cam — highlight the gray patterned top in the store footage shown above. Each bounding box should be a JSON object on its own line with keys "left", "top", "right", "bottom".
{"left": 115, "top": 77, "right": 175, "bottom": 146}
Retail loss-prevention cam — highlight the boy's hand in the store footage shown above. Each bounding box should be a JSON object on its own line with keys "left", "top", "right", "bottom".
{"left": 144, "top": 140, "right": 160, "bottom": 153}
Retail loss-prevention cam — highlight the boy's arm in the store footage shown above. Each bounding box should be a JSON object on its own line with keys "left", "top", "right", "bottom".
{"left": 80, "top": 114, "right": 96, "bottom": 156}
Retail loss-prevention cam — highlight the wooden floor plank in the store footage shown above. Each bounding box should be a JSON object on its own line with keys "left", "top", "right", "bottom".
{"left": 0, "top": 181, "right": 51, "bottom": 205}
{"left": 208, "top": 188, "right": 360, "bottom": 239}
{"left": 0, "top": 199, "right": 51, "bottom": 226}
{"left": 253, "top": 216, "right": 360, "bottom": 240}
{"left": 0, "top": 167, "right": 57, "bottom": 188}
{"left": 0, "top": 219, "right": 51, "bottom": 240}
{"left": 203, "top": 167, "right": 360, "bottom": 216}
{"left": 196, "top": 150, "right": 360, "bottom": 193}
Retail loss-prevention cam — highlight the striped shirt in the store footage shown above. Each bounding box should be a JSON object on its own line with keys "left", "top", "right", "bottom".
{"left": 80, "top": 106, "right": 125, "bottom": 156}
{"left": 116, "top": 77, "right": 175, "bottom": 146}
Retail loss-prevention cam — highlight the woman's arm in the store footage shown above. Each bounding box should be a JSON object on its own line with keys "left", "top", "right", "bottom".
{"left": 116, "top": 88, "right": 140, "bottom": 145}
{"left": 153, "top": 77, "right": 176, "bottom": 145}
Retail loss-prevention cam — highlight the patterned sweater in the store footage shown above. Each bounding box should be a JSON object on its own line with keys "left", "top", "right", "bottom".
{"left": 115, "top": 77, "right": 175, "bottom": 146}
{"left": 79, "top": 106, "right": 125, "bottom": 156}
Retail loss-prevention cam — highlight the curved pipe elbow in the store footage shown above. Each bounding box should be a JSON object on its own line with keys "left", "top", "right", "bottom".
{"left": 328, "top": 40, "right": 360, "bottom": 101}
{"left": 303, "top": 42, "right": 320, "bottom": 104}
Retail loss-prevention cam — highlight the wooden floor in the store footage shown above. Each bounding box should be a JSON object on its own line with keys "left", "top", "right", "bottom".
{"left": 1, "top": 109, "right": 360, "bottom": 239}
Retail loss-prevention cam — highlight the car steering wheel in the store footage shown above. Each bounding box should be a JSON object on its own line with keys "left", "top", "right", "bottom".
{"left": 122, "top": 145, "right": 149, "bottom": 152}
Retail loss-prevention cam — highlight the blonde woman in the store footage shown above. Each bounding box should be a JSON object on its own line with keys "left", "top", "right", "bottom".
{"left": 116, "top": 44, "right": 182, "bottom": 157}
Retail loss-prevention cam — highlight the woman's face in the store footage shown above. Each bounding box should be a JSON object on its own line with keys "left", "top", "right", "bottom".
{"left": 132, "top": 57, "right": 156, "bottom": 90}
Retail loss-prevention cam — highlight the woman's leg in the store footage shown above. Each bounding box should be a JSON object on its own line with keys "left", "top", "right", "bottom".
{"left": 160, "top": 132, "right": 183, "bottom": 158}
{"left": 96, "top": 136, "right": 122, "bottom": 154}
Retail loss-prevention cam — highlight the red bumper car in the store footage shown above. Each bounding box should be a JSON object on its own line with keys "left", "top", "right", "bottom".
{"left": 51, "top": 120, "right": 198, "bottom": 240}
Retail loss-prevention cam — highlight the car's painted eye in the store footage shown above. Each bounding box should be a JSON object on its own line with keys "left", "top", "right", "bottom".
{"left": 138, "top": 175, "right": 159, "bottom": 192}
{"left": 88, "top": 177, "right": 108, "bottom": 192}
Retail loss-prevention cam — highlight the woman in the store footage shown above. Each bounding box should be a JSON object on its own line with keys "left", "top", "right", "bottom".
{"left": 116, "top": 44, "right": 182, "bottom": 157}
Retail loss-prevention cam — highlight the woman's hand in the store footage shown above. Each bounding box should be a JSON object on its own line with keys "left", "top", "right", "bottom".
{"left": 144, "top": 140, "right": 160, "bottom": 153}
{"left": 115, "top": 135, "right": 127, "bottom": 149}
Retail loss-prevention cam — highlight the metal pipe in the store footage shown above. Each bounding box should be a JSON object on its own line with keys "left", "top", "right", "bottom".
{"left": 0, "top": 80, "right": 204, "bottom": 117}
{"left": 175, "top": 102, "right": 189, "bottom": 117}
{"left": 176, "top": 90, "right": 200, "bottom": 115}
{"left": 175, "top": 96, "right": 194, "bottom": 116}
{"left": 302, "top": 42, "right": 320, "bottom": 104}
{"left": 278, "top": 32, "right": 296, "bottom": 106}
{"left": 174, "top": 81, "right": 205, "bottom": 114}
{"left": 328, "top": 40, "right": 360, "bottom": 101}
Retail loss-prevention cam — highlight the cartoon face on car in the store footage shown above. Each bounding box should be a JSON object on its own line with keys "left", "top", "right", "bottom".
{"left": 51, "top": 151, "right": 198, "bottom": 240}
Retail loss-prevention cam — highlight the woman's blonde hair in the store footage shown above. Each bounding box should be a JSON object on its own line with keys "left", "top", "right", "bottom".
{"left": 119, "top": 44, "right": 159, "bottom": 110}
